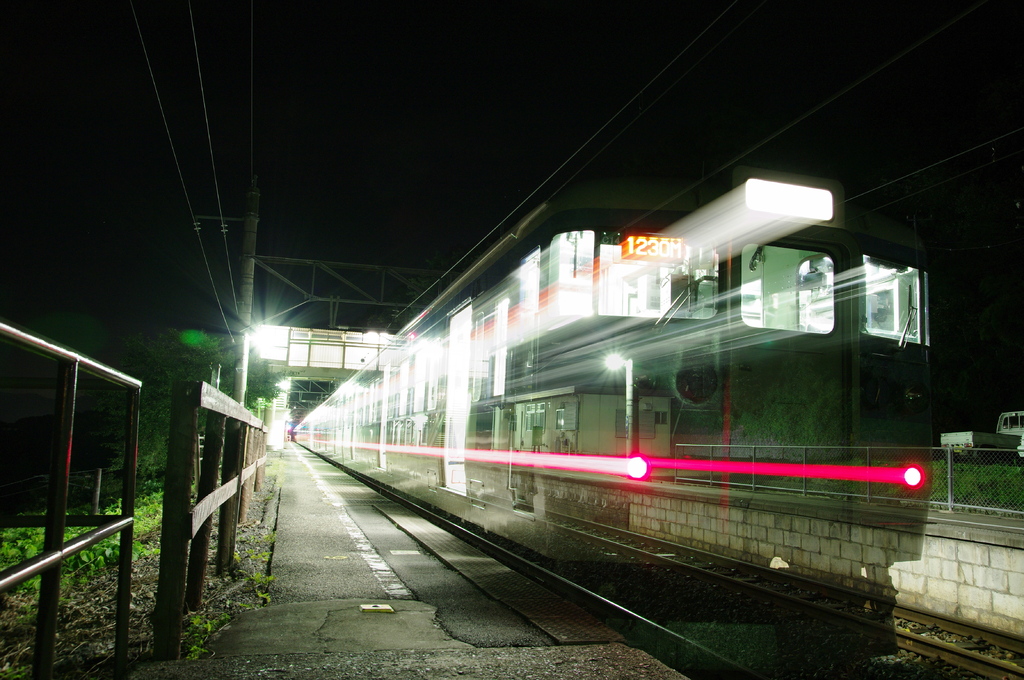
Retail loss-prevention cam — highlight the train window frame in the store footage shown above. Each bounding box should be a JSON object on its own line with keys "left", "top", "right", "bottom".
{"left": 548, "top": 230, "right": 595, "bottom": 317}
{"left": 741, "top": 244, "right": 835, "bottom": 334}
{"left": 520, "top": 247, "right": 541, "bottom": 320}
{"left": 862, "top": 256, "right": 923, "bottom": 345}
{"left": 597, "top": 235, "right": 718, "bottom": 320}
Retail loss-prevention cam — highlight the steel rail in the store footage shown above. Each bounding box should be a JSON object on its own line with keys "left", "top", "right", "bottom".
{"left": 544, "top": 512, "right": 897, "bottom": 638}
{"left": 305, "top": 450, "right": 1024, "bottom": 680}
{"left": 894, "top": 605, "right": 1024, "bottom": 656}
{"left": 546, "top": 510, "right": 896, "bottom": 608}
{"left": 547, "top": 511, "right": 1024, "bottom": 680}
{"left": 896, "top": 628, "right": 1024, "bottom": 680}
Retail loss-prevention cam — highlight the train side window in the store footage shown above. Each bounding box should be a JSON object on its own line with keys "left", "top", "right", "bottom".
{"left": 493, "top": 298, "right": 509, "bottom": 397}
{"left": 597, "top": 237, "right": 717, "bottom": 319}
{"left": 470, "top": 310, "right": 492, "bottom": 402}
{"left": 862, "top": 256, "right": 922, "bottom": 344}
{"left": 520, "top": 247, "right": 541, "bottom": 319}
{"left": 742, "top": 245, "right": 834, "bottom": 334}
{"left": 548, "top": 231, "right": 595, "bottom": 317}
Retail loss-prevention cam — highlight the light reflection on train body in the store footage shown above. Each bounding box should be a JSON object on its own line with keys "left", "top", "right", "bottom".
{"left": 296, "top": 170, "right": 931, "bottom": 503}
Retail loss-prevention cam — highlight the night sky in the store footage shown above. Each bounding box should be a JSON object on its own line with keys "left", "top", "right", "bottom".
{"left": 2, "top": 0, "right": 1021, "bottom": 369}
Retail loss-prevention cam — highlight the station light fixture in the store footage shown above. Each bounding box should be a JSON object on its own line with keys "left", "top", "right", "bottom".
{"left": 605, "top": 354, "right": 627, "bottom": 371}
{"left": 605, "top": 354, "right": 636, "bottom": 457}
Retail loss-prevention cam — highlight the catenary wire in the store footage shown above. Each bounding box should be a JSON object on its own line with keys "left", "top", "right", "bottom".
{"left": 188, "top": 0, "right": 239, "bottom": 315}
{"left": 394, "top": 0, "right": 748, "bottom": 322}
{"left": 396, "top": 0, "right": 988, "bottom": 325}
{"left": 250, "top": 0, "right": 255, "bottom": 180}
{"left": 931, "top": 234, "right": 1024, "bottom": 251}
{"left": 538, "top": 0, "right": 769, "bottom": 206}
{"left": 615, "top": 0, "right": 993, "bottom": 231}
{"left": 846, "top": 125, "right": 1024, "bottom": 203}
{"left": 859, "top": 146, "right": 1024, "bottom": 218}
{"left": 129, "top": 0, "right": 233, "bottom": 339}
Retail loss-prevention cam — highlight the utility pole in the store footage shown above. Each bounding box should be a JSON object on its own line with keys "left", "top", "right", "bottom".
{"left": 234, "top": 176, "right": 260, "bottom": 406}
{"left": 221, "top": 178, "right": 261, "bottom": 562}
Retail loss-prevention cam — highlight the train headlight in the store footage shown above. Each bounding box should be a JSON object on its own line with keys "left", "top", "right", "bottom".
{"left": 902, "top": 384, "right": 929, "bottom": 414}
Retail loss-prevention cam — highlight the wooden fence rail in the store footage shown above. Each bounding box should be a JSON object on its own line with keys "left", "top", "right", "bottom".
{"left": 153, "top": 381, "right": 267, "bottom": 661}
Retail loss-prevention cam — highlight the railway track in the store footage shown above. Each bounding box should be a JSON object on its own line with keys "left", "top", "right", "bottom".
{"left": 333, "top": 461, "right": 769, "bottom": 679}
{"left": 545, "top": 511, "right": 1024, "bottom": 680}
{"left": 321, "top": 456, "right": 1024, "bottom": 678}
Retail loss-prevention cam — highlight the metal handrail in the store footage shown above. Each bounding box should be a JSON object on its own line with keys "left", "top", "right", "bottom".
{"left": 0, "top": 319, "right": 141, "bottom": 680}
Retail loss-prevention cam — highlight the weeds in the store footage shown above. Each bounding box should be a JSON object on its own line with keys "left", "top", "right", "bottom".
{"left": 182, "top": 612, "right": 232, "bottom": 660}
{"left": 0, "top": 491, "right": 164, "bottom": 593}
{"left": 245, "top": 572, "right": 276, "bottom": 604}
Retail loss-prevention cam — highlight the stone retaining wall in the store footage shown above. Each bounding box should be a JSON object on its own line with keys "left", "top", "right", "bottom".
{"left": 541, "top": 475, "right": 1024, "bottom": 635}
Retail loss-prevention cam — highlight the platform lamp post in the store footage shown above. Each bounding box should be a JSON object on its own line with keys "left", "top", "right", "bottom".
{"left": 605, "top": 354, "right": 637, "bottom": 456}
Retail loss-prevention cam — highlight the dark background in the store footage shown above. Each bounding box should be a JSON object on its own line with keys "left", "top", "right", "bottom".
{"left": 2, "top": 0, "right": 1022, "bottom": 434}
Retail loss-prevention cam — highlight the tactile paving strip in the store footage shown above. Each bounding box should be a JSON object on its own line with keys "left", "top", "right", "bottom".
{"left": 377, "top": 504, "right": 624, "bottom": 644}
{"left": 338, "top": 498, "right": 391, "bottom": 506}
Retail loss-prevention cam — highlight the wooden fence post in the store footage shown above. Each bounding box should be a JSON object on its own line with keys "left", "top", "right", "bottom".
{"left": 184, "top": 411, "right": 226, "bottom": 611}
{"left": 239, "top": 425, "right": 254, "bottom": 524}
{"left": 254, "top": 428, "right": 266, "bottom": 491}
{"left": 216, "top": 421, "right": 245, "bottom": 575}
{"left": 153, "top": 382, "right": 199, "bottom": 661}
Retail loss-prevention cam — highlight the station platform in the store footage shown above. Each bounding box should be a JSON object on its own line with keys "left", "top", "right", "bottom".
{"left": 129, "top": 445, "right": 690, "bottom": 680}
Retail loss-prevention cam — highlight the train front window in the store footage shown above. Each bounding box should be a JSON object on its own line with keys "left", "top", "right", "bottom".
{"left": 597, "top": 234, "right": 717, "bottom": 319}
{"left": 741, "top": 245, "right": 834, "bottom": 334}
{"left": 863, "top": 256, "right": 922, "bottom": 344}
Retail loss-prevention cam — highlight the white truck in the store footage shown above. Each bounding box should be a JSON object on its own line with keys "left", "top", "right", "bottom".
{"left": 941, "top": 411, "right": 1024, "bottom": 454}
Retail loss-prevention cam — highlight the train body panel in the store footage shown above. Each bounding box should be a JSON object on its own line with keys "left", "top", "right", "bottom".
{"left": 298, "top": 171, "right": 931, "bottom": 517}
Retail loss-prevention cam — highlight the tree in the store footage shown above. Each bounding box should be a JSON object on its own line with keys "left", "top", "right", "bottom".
{"left": 100, "top": 329, "right": 279, "bottom": 482}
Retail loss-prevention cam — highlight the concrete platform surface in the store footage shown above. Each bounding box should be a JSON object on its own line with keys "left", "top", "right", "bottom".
{"left": 128, "top": 446, "right": 691, "bottom": 680}
{"left": 131, "top": 643, "right": 683, "bottom": 680}
{"left": 207, "top": 599, "right": 472, "bottom": 655}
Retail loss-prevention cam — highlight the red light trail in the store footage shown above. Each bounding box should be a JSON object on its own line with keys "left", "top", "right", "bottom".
{"left": 306, "top": 438, "right": 925, "bottom": 488}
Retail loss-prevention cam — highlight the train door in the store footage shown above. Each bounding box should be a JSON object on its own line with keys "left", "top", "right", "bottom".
{"left": 445, "top": 306, "right": 471, "bottom": 492}
{"left": 378, "top": 363, "right": 390, "bottom": 469}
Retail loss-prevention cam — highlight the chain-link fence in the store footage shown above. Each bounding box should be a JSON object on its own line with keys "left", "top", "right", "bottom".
{"left": 672, "top": 444, "right": 1024, "bottom": 516}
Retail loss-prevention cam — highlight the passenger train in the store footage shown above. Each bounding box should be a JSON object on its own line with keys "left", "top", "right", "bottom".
{"left": 295, "top": 169, "right": 930, "bottom": 519}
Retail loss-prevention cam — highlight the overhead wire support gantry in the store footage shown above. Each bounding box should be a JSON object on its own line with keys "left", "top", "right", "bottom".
{"left": 251, "top": 256, "right": 456, "bottom": 328}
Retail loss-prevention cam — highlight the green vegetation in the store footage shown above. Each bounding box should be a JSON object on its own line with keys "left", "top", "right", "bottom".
{"left": 245, "top": 572, "right": 276, "bottom": 605}
{"left": 0, "top": 666, "right": 31, "bottom": 680}
{"left": 931, "top": 459, "right": 1024, "bottom": 512}
{"left": 0, "top": 491, "right": 163, "bottom": 593}
{"left": 183, "top": 612, "right": 232, "bottom": 660}
{"left": 97, "top": 329, "right": 281, "bottom": 484}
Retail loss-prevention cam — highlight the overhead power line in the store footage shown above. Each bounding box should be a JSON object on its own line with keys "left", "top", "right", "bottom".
{"left": 187, "top": 0, "right": 238, "bottom": 315}
{"left": 624, "top": 0, "right": 994, "bottom": 228}
{"left": 250, "top": 0, "right": 255, "bottom": 180}
{"left": 397, "top": 0, "right": 989, "bottom": 324}
{"left": 396, "top": 0, "right": 754, "bottom": 322}
{"left": 846, "top": 125, "right": 1024, "bottom": 203}
{"left": 861, "top": 145, "right": 1024, "bottom": 215}
{"left": 129, "top": 0, "right": 233, "bottom": 338}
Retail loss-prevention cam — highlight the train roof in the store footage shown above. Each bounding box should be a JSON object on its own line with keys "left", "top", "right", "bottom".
{"left": 406, "top": 174, "right": 927, "bottom": 335}
{"left": 416, "top": 178, "right": 713, "bottom": 325}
